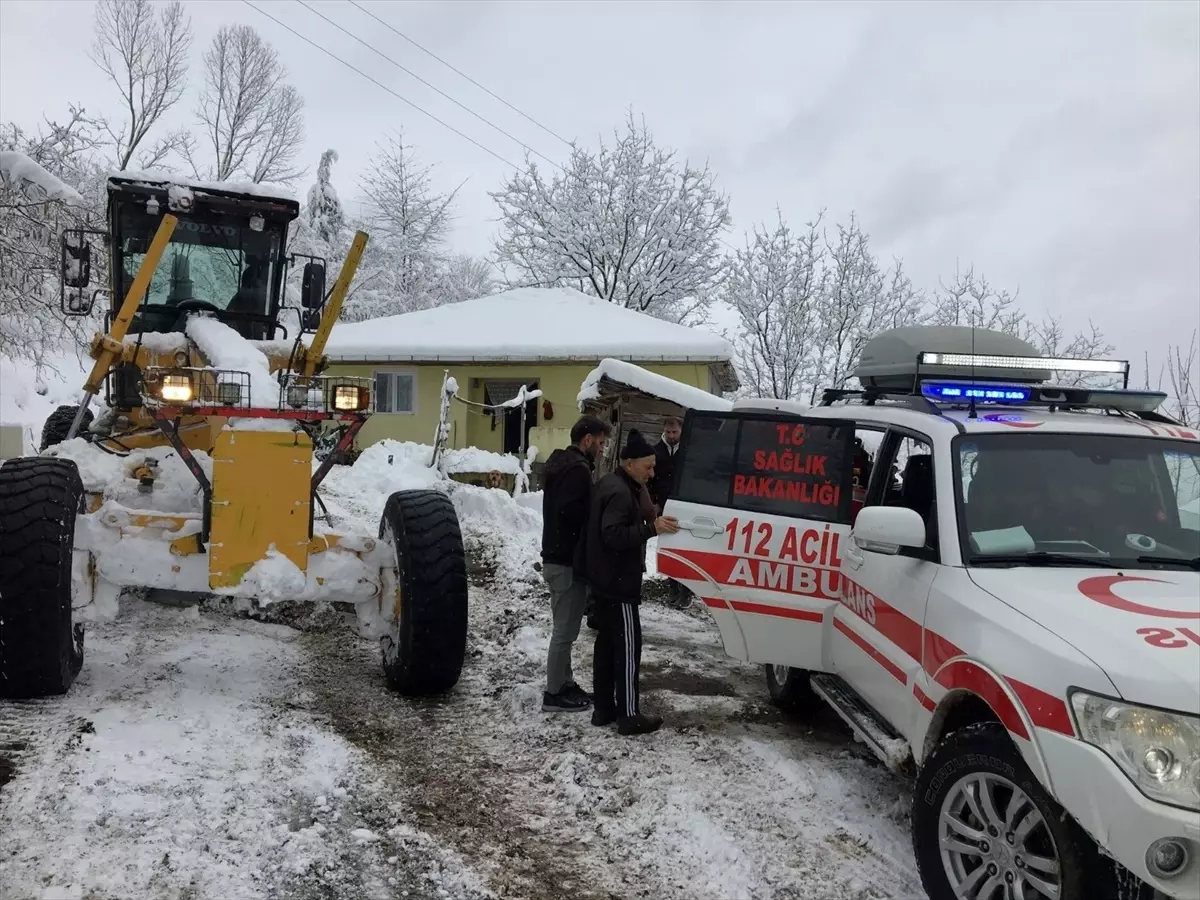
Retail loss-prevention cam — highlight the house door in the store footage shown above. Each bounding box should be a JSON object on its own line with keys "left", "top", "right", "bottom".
{"left": 483, "top": 379, "right": 538, "bottom": 455}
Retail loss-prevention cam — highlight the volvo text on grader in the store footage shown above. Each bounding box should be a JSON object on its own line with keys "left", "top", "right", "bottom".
{"left": 0, "top": 173, "right": 468, "bottom": 700}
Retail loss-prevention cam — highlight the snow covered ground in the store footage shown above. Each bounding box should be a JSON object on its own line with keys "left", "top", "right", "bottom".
{"left": 1, "top": 420, "right": 920, "bottom": 899}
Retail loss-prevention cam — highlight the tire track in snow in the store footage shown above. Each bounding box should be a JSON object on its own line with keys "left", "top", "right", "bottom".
{"left": 0, "top": 599, "right": 465, "bottom": 900}
{"left": 301, "top": 578, "right": 922, "bottom": 900}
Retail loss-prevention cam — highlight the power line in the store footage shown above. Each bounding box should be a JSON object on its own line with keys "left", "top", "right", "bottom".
{"left": 294, "top": 0, "right": 561, "bottom": 169}
{"left": 240, "top": 0, "right": 520, "bottom": 169}
{"left": 345, "top": 0, "right": 574, "bottom": 150}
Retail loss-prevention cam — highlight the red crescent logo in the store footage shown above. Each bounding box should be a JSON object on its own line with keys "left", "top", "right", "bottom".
{"left": 1077, "top": 574, "right": 1200, "bottom": 619}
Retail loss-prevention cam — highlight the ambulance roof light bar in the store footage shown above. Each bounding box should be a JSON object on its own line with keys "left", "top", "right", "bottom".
{"left": 918, "top": 352, "right": 1129, "bottom": 379}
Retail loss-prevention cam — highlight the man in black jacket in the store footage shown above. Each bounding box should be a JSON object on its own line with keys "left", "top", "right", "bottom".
{"left": 578, "top": 429, "right": 679, "bottom": 735}
{"left": 648, "top": 416, "right": 690, "bottom": 609}
{"left": 540, "top": 415, "right": 611, "bottom": 712}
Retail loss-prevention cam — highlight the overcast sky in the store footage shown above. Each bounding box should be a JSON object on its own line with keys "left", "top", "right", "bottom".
{"left": 2, "top": 0, "right": 1197, "bottom": 372}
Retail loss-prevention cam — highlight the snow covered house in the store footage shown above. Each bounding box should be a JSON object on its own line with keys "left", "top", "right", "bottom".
{"left": 321, "top": 287, "right": 738, "bottom": 459}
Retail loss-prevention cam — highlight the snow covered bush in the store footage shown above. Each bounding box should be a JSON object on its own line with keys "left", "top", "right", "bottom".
{"left": 491, "top": 112, "right": 732, "bottom": 324}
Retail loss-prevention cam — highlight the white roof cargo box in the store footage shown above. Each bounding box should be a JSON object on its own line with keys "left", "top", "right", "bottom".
{"left": 854, "top": 326, "right": 1051, "bottom": 389}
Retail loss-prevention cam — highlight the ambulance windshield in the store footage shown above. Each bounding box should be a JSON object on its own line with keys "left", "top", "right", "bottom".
{"left": 955, "top": 432, "right": 1200, "bottom": 569}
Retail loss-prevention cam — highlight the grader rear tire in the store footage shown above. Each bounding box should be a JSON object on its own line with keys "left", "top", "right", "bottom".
{"left": 0, "top": 457, "right": 86, "bottom": 699}
{"left": 378, "top": 489, "right": 468, "bottom": 696}
{"left": 40, "top": 405, "right": 92, "bottom": 451}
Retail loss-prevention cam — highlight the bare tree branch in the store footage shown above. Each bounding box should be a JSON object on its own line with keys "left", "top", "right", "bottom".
{"left": 195, "top": 24, "right": 305, "bottom": 184}
{"left": 90, "top": 0, "right": 191, "bottom": 170}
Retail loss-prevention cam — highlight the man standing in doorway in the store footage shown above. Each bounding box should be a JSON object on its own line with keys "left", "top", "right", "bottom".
{"left": 649, "top": 416, "right": 690, "bottom": 609}
{"left": 540, "top": 415, "right": 611, "bottom": 713}
{"left": 580, "top": 430, "right": 679, "bottom": 735}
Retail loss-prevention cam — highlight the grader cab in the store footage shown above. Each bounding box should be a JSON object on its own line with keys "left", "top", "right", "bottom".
{"left": 0, "top": 173, "right": 468, "bottom": 700}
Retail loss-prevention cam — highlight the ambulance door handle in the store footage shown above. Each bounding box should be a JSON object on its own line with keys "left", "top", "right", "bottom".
{"left": 679, "top": 516, "right": 725, "bottom": 540}
{"left": 842, "top": 535, "right": 865, "bottom": 570}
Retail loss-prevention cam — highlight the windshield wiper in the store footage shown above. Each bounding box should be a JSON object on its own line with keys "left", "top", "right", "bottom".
{"left": 1136, "top": 555, "right": 1200, "bottom": 571}
{"left": 967, "top": 551, "right": 1118, "bottom": 569}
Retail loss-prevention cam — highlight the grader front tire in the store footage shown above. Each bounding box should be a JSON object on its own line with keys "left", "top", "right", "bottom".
{"left": 40, "top": 405, "right": 93, "bottom": 451}
{"left": 378, "top": 489, "right": 468, "bottom": 696}
{"left": 0, "top": 457, "right": 86, "bottom": 699}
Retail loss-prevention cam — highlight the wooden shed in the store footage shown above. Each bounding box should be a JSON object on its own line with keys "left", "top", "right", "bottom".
{"left": 577, "top": 359, "right": 735, "bottom": 476}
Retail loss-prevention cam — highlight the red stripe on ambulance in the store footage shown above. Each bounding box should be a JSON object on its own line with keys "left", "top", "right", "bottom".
{"left": 658, "top": 544, "right": 1075, "bottom": 737}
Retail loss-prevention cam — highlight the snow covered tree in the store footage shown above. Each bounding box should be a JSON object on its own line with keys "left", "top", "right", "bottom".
{"left": 491, "top": 112, "right": 732, "bottom": 323}
{"left": 726, "top": 212, "right": 825, "bottom": 400}
{"left": 355, "top": 132, "right": 460, "bottom": 308}
{"left": 90, "top": 0, "right": 192, "bottom": 170}
{"left": 726, "top": 212, "right": 923, "bottom": 402}
{"left": 930, "top": 265, "right": 1114, "bottom": 386}
{"left": 0, "top": 109, "right": 107, "bottom": 377}
{"left": 433, "top": 252, "right": 495, "bottom": 305}
{"left": 306, "top": 149, "right": 344, "bottom": 243}
{"left": 192, "top": 24, "right": 304, "bottom": 184}
{"left": 808, "top": 215, "right": 924, "bottom": 400}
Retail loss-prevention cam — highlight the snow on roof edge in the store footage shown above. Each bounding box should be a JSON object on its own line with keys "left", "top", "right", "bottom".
{"left": 577, "top": 359, "right": 732, "bottom": 413}
{"left": 109, "top": 168, "right": 298, "bottom": 204}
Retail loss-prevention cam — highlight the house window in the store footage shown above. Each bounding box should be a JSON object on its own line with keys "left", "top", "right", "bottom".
{"left": 374, "top": 370, "right": 416, "bottom": 414}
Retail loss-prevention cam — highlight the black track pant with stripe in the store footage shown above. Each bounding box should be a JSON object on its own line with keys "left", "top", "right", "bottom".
{"left": 592, "top": 599, "right": 643, "bottom": 718}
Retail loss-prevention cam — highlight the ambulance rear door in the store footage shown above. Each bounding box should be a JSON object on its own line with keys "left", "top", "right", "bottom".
{"left": 655, "top": 409, "right": 857, "bottom": 668}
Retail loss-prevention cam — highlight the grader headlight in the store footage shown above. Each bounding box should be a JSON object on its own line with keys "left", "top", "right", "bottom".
{"left": 333, "top": 385, "right": 370, "bottom": 411}
{"left": 216, "top": 381, "right": 242, "bottom": 406}
{"left": 160, "top": 374, "right": 193, "bottom": 403}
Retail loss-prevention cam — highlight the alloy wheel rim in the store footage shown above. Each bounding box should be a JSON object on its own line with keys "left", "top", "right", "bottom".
{"left": 937, "top": 771, "right": 1062, "bottom": 900}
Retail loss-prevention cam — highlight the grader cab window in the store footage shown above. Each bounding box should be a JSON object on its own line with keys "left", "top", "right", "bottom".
{"left": 117, "top": 204, "right": 284, "bottom": 340}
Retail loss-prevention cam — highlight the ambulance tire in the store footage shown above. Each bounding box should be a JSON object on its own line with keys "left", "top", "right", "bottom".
{"left": 378, "top": 489, "right": 468, "bottom": 696}
{"left": 913, "top": 722, "right": 1153, "bottom": 900}
{"left": 0, "top": 457, "right": 86, "bottom": 699}
{"left": 765, "top": 665, "right": 812, "bottom": 710}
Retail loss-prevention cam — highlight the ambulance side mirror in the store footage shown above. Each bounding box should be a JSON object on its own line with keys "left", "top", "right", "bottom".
{"left": 851, "top": 506, "right": 925, "bottom": 555}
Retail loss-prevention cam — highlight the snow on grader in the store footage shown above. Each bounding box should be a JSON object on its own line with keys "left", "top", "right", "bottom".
{"left": 0, "top": 173, "right": 468, "bottom": 700}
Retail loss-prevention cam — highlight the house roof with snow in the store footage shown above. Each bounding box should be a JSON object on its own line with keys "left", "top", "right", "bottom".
{"left": 323, "top": 287, "right": 736, "bottom": 369}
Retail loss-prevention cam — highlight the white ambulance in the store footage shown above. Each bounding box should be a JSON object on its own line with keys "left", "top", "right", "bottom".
{"left": 656, "top": 326, "right": 1200, "bottom": 900}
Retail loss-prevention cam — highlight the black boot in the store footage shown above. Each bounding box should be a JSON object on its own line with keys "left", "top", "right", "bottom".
{"left": 591, "top": 707, "right": 617, "bottom": 727}
{"left": 617, "top": 714, "right": 663, "bottom": 735}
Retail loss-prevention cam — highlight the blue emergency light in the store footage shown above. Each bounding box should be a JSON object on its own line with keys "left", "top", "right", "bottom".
{"left": 920, "top": 381, "right": 1032, "bottom": 404}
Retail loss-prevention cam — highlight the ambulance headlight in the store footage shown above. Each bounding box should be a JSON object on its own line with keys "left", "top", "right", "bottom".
{"left": 333, "top": 385, "right": 369, "bottom": 411}
{"left": 1071, "top": 692, "right": 1200, "bottom": 810}
{"left": 160, "top": 374, "right": 193, "bottom": 403}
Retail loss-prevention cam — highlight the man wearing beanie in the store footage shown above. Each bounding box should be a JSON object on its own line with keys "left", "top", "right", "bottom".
{"left": 575, "top": 429, "right": 680, "bottom": 736}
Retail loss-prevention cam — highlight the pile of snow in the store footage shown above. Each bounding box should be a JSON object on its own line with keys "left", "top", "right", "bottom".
{"left": 578, "top": 358, "right": 733, "bottom": 412}
{"left": 322, "top": 287, "right": 734, "bottom": 362}
{"left": 185, "top": 315, "right": 281, "bottom": 410}
{"left": 320, "top": 439, "right": 666, "bottom": 593}
{"left": 47, "top": 438, "right": 210, "bottom": 513}
{"left": 0, "top": 350, "right": 89, "bottom": 455}
{"left": 349, "top": 439, "right": 525, "bottom": 479}
{"left": 1, "top": 150, "right": 84, "bottom": 205}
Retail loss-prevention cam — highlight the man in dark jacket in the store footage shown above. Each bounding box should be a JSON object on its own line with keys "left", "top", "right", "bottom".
{"left": 648, "top": 416, "right": 690, "bottom": 610}
{"left": 540, "top": 415, "right": 611, "bottom": 712}
{"left": 578, "top": 429, "right": 679, "bottom": 735}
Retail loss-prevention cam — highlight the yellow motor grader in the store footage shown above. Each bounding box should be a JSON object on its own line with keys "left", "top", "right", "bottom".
{"left": 0, "top": 173, "right": 468, "bottom": 700}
